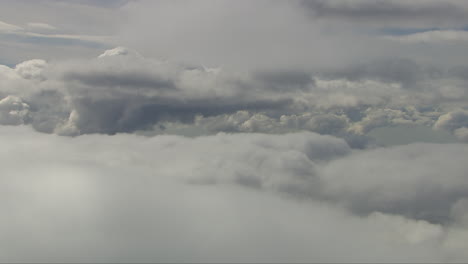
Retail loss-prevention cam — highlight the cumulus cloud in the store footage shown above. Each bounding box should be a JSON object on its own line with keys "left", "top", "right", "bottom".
{"left": 5, "top": 49, "right": 307, "bottom": 135}
{"left": 1, "top": 126, "right": 468, "bottom": 262}
{"left": 0, "top": 47, "right": 467, "bottom": 145}
{"left": 14, "top": 59, "right": 48, "bottom": 80}
{"left": 0, "top": 95, "right": 30, "bottom": 125}
{"left": 434, "top": 110, "right": 468, "bottom": 132}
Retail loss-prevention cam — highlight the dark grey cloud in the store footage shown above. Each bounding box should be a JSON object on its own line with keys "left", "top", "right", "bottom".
{"left": 27, "top": 90, "right": 70, "bottom": 133}
{"left": 447, "top": 65, "right": 468, "bottom": 80}
{"left": 320, "top": 58, "right": 438, "bottom": 87}
{"left": 304, "top": 114, "right": 348, "bottom": 134}
{"left": 253, "top": 70, "right": 314, "bottom": 92}
{"left": 63, "top": 71, "right": 176, "bottom": 90}
{"left": 71, "top": 96, "right": 292, "bottom": 134}
{"left": 301, "top": 0, "right": 468, "bottom": 27}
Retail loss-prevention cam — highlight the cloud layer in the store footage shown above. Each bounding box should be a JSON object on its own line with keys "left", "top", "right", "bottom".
{"left": 1, "top": 46, "right": 467, "bottom": 149}
{"left": 1, "top": 125, "right": 468, "bottom": 262}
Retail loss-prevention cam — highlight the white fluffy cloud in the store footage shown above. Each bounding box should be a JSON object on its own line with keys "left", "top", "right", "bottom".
{"left": 0, "top": 95, "right": 30, "bottom": 125}
{"left": 14, "top": 59, "right": 47, "bottom": 80}
{"left": 434, "top": 110, "right": 468, "bottom": 132}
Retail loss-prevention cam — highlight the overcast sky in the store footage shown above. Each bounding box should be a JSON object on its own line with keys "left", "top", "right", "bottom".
{"left": 2, "top": 1, "right": 468, "bottom": 262}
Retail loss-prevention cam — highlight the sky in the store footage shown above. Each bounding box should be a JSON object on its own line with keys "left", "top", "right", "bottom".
{"left": 2, "top": 0, "right": 468, "bottom": 262}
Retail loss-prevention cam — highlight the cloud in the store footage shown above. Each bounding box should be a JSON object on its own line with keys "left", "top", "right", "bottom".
{"left": 0, "top": 95, "right": 30, "bottom": 125}
{"left": 0, "top": 19, "right": 110, "bottom": 51}
{"left": 320, "top": 58, "right": 433, "bottom": 87}
{"left": 252, "top": 70, "right": 315, "bottom": 92}
{"left": 14, "top": 59, "right": 47, "bottom": 80}
{"left": 52, "top": 0, "right": 131, "bottom": 9}
{"left": 434, "top": 110, "right": 468, "bottom": 132}
{"left": 301, "top": 0, "right": 468, "bottom": 28}
{"left": 63, "top": 71, "right": 175, "bottom": 90}
{"left": 0, "top": 20, "right": 23, "bottom": 32}
{"left": 321, "top": 143, "right": 468, "bottom": 223}
{"left": 97, "top": 46, "right": 131, "bottom": 58}
{"left": 3, "top": 50, "right": 302, "bottom": 135}
{"left": 117, "top": 0, "right": 395, "bottom": 71}
{"left": 3, "top": 2, "right": 468, "bottom": 262}
{"left": 454, "top": 127, "right": 468, "bottom": 142}
{"left": 26, "top": 22, "right": 57, "bottom": 32}
{"left": 1, "top": 125, "right": 468, "bottom": 262}
{"left": 1, "top": 47, "right": 468, "bottom": 144}
{"left": 385, "top": 30, "right": 468, "bottom": 44}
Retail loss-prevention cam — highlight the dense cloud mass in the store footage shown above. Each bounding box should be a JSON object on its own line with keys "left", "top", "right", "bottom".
{"left": 2, "top": 0, "right": 468, "bottom": 262}
{"left": 1, "top": 125, "right": 468, "bottom": 262}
